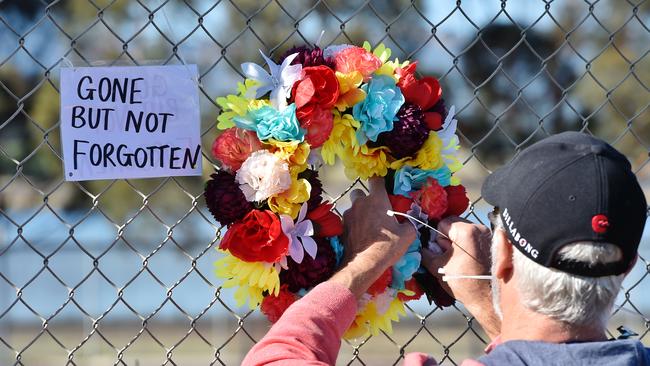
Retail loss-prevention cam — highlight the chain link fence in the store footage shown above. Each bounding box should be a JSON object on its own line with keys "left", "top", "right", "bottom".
{"left": 0, "top": 0, "right": 649, "bottom": 365}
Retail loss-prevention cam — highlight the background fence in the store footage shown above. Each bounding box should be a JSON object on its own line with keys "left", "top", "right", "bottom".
{"left": 0, "top": 0, "right": 649, "bottom": 365}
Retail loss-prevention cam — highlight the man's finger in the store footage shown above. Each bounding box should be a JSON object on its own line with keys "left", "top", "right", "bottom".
{"left": 368, "top": 177, "right": 387, "bottom": 195}
{"left": 349, "top": 189, "right": 366, "bottom": 203}
{"left": 421, "top": 247, "right": 452, "bottom": 275}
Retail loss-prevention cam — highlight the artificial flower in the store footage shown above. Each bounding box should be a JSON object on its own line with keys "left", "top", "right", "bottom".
{"left": 393, "top": 165, "right": 451, "bottom": 197}
{"left": 292, "top": 65, "right": 340, "bottom": 110}
{"left": 334, "top": 46, "right": 382, "bottom": 81}
{"left": 241, "top": 51, "right": 303, "bottom": 109}
{"left": 392, "top": 238, "right": 421, "bottom": 290}
{"left": 424, "top": 98, "right": 447, "bottom": 131}
{"left": 267, "top": 139, "right": 310, "bottom": 174}
{"left": 444, "top": 184, "right": 469, "bottom": 216}
{"left": 340, "top": 144, "right": 391, "bottom": 180}
{"left": 234, "top": 104, "right": 305, "bottom": 142}
{"left": 321, "top": 111, "right": 360, "bottom": 165}
{"left": 215, "top": 252, "right": 280, "bottom": 308}
{"left": 387, "top": 194, "right": 413, "bottom": 224}
{"left": 211, "top": 127, "right": 263, "bottom": 171}
{"left": 411, "top": 178, "right": 448, "bottom": 220}
{"left": 204, "top": 171, "right": 254, "bottom": 226}
{"left": 353, "top": 75, "right": 405, "bottom": 144}
{"left": 219, "top": 210, "right": 289, "bottom": 263}
{"left": 306, "top": 202, "right": 343, "bottom": 237}
{"left": 363, "top": 42, "right": 409, "bottom": 79}
{"left": 280, "top": 203, "right": 317, "bottom": 264}
{"left": 323, "top": 44, "right": 353, "bottom": 60}
{"left": 397, "top": 278, "right": 424, "bottom": 302}
{"left": 280, "top": 45, "right": 335, "bottom": 68}
{"left": 236, "top": 150, "right": 292, "bottom": 202}
{"left": 391, "top": 132, "right": 444, "bottom": 170}
{"left": 268, "top": 177, "right": 311, "bottom": 219}
{"left": 215, "top": 79, "right": 264, "bottom": 130}
{"left": 295, "top": 105, "right": 333, "bottom": 148}
{"left": 280, "top": 236, "right": 336, "bottom": 292}
{"left": 344, "top": 297, "right": 406, "bottom": 339}
{"left": 437, "top": 105, "right": 463, "bottom": 174}
{"left": 377, "top": 103, "right": 429, "bottom": 159}
{"left": 335, "top": 71, "right": 366, "bottom": 111}
{"left": 397, "top": 62, "right": 442, "bottom": 111}
{"left": 261, "top": 285, "right": 299, "bottom": 323}
{"left": 367, "top": 268, "right": 393, "bottom": 296}
{"left": 329, "top": 236, "right": 345, "bottom": 266}
{"left": 300, "top": 169, "right": 323, "bottom": 210}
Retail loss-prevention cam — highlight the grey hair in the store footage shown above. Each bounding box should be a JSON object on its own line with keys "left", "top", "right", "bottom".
{"left": 492, "top": 215, "right": 625, "bottom": 327}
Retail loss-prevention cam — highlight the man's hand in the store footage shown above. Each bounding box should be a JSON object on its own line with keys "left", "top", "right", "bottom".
{"left": 329, "top": 177, "right": 416, "bottom": 299}
{"left": 420, "top": 216, "right": 501, "bottom": 339}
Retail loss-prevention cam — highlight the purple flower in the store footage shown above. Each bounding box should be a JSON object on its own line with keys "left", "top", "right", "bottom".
{"left": 204, "top": 171, "right": 254, "bottom": 226}
{"left": 279, "top": 236, "right": 336, "bottom": 292}
{"left": 279, "top": 45, "right": 335, "bottom": 69}
{"left": 378, "top": 103, "right": 429, "bottom": 159}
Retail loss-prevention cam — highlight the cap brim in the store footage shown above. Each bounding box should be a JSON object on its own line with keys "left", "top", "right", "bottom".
{"left": 481, "top": 165, "right": 510, "bottom": 207}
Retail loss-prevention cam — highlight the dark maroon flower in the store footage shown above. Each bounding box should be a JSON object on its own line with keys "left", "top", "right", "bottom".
{"left": 279, "top": 45, "right": 335, "bottom": 69}
{"left": 378, "top": 103, "right": 429, "bottom": 159}
{"left": 204, "top": 170, "right": 254, "bottom": 226}
{"left": 280, "top": 237, "right": 336, "bottom": 292}
{"left": 299, "top": 169, "right": 323, "bottom": 210}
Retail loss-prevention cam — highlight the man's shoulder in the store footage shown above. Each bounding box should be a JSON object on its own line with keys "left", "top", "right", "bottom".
{"left": 478, "top": 339, "right": 650, "bottom": 366}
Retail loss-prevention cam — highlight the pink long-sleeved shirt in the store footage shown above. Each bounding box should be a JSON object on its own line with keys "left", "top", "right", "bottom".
{"left": 242, "top": 282, "right": 491, "bottom": 365}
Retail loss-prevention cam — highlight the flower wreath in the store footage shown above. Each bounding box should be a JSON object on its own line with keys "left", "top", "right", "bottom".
{"left": 204, "top": 42, "right": 469, "bottom": 339}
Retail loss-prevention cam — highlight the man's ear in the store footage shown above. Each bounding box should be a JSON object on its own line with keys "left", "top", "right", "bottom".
{"left": 494, "top": 230, "right": 513, "bottom": 282}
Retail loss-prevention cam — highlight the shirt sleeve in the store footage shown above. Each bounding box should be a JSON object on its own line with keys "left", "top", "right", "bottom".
{"left": 241, "top": 281, "right": 358, "bottom": 366}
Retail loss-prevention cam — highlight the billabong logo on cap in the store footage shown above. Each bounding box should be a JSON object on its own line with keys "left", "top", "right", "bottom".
{"left": 502, "top": 208, "right": 539, "bottom": 259}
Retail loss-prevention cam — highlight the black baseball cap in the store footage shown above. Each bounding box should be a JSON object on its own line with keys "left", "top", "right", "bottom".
{"left": 482, "top": 132, "right": 647, "bottom": 277}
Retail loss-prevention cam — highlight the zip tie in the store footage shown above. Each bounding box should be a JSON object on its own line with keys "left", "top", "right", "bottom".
{"left": 443, "top": 275, "right": 492, "bottom": 281}
{"left": 387, "top": 210, "right": 483, "bottom": 264}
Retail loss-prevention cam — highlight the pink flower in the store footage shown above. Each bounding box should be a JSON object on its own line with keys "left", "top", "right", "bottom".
{"left": 236, "top": 150, "right": 292, "bottom": 202}
{"left": 334, "top": 46, "right": 382, "bottom": 81}
{"left": 211, "top": 128, "right": 263, "bottom": 171}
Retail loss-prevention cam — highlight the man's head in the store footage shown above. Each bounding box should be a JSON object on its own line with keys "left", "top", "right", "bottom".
{"left": 482, "top": 132, "right": 647, "bottom": 328}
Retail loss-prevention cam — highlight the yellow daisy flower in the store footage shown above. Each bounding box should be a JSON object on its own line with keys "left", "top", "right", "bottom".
{"left": 215, "top": 252, "right": 281, "bottom": 309}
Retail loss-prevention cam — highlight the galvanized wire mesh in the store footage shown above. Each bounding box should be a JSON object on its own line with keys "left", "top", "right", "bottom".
{"left": 0, "top": 0, "right": 649, "bottom": 365}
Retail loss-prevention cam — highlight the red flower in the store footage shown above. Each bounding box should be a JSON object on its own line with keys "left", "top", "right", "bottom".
{"left": 292, "top": 66, "right": 339, "bottom": 148}
{"left": 444, "top": 185, "right": 469, "bottom": 217}
{"left": 296, "top": 105, "right": 334, "bottom": 148}
{"left": 218, "top": 210, "right": 289, "bottom": 263}
{"left": 411, "top": 178, "right": 448, "bottom": 221}
{"left": 334, "top": 46, "right": 382, "bottom": 81}
{"left": 397, "top": 62, "right": 442, "bottom": 112}
{"left": 397, "top": 278, "right": 424, "bottom": 301}
{"left": 306, "top": 202, "right": 343, "bottom": 237}
{"left": 261, "top": 285, "right": 299, "bottom": 323}
{"left": 388, "top": 194, "right": 413, "bottom": 223}
{"left": 293, "top": 66, "right": 339, "bottom": 110}
{"left": 367, "top": 268, "right": 393, "bottom": 296}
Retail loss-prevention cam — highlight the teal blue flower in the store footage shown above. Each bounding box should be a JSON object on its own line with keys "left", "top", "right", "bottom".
{"left": 393, "top": 166, "right": 451, "bottom": 197}
{"left": 233, "top": 103, "right": 305, "bottom": 142}
{"left": 329, "top": 236, "right": 344, "bottom": 267}
{"left": 352, "top": 75, "right": 404, "bottom": 144}
{"left": 392, "top": 238, "right": 421, "bottom": 290}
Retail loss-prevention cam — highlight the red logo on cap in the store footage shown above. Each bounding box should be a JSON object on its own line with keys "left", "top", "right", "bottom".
{"left": 592, "top": 214, "right": 609, "bottom": 234}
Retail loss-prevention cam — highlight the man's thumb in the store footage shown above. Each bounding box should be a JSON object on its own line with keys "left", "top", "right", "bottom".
{"left": 421, "top": 247, "right": 451, "bottom": 275}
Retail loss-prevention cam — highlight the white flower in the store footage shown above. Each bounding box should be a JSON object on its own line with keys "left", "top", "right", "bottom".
{"left": 236, "top": 150, "right": 291, "bottom": 202}
{"left": 241, "top": 50, "right": 303, "bottom": 110}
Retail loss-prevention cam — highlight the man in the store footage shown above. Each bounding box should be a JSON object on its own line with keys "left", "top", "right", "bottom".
{"left": 242, "top": 132, "right": 649, "bottom": 365}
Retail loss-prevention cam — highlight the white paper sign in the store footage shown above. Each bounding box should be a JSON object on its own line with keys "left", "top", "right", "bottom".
{"left": 60, "top": 65, "right": 202, "bottom": 181}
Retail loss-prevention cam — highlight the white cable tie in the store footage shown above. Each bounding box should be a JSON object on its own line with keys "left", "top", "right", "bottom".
{"left": 442, "top": 275, "right": 492, "bottom": 281}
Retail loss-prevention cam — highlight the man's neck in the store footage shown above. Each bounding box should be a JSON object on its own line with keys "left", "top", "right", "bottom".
{"left": 500, "top": 306, "right": 608, "bottom": 344}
